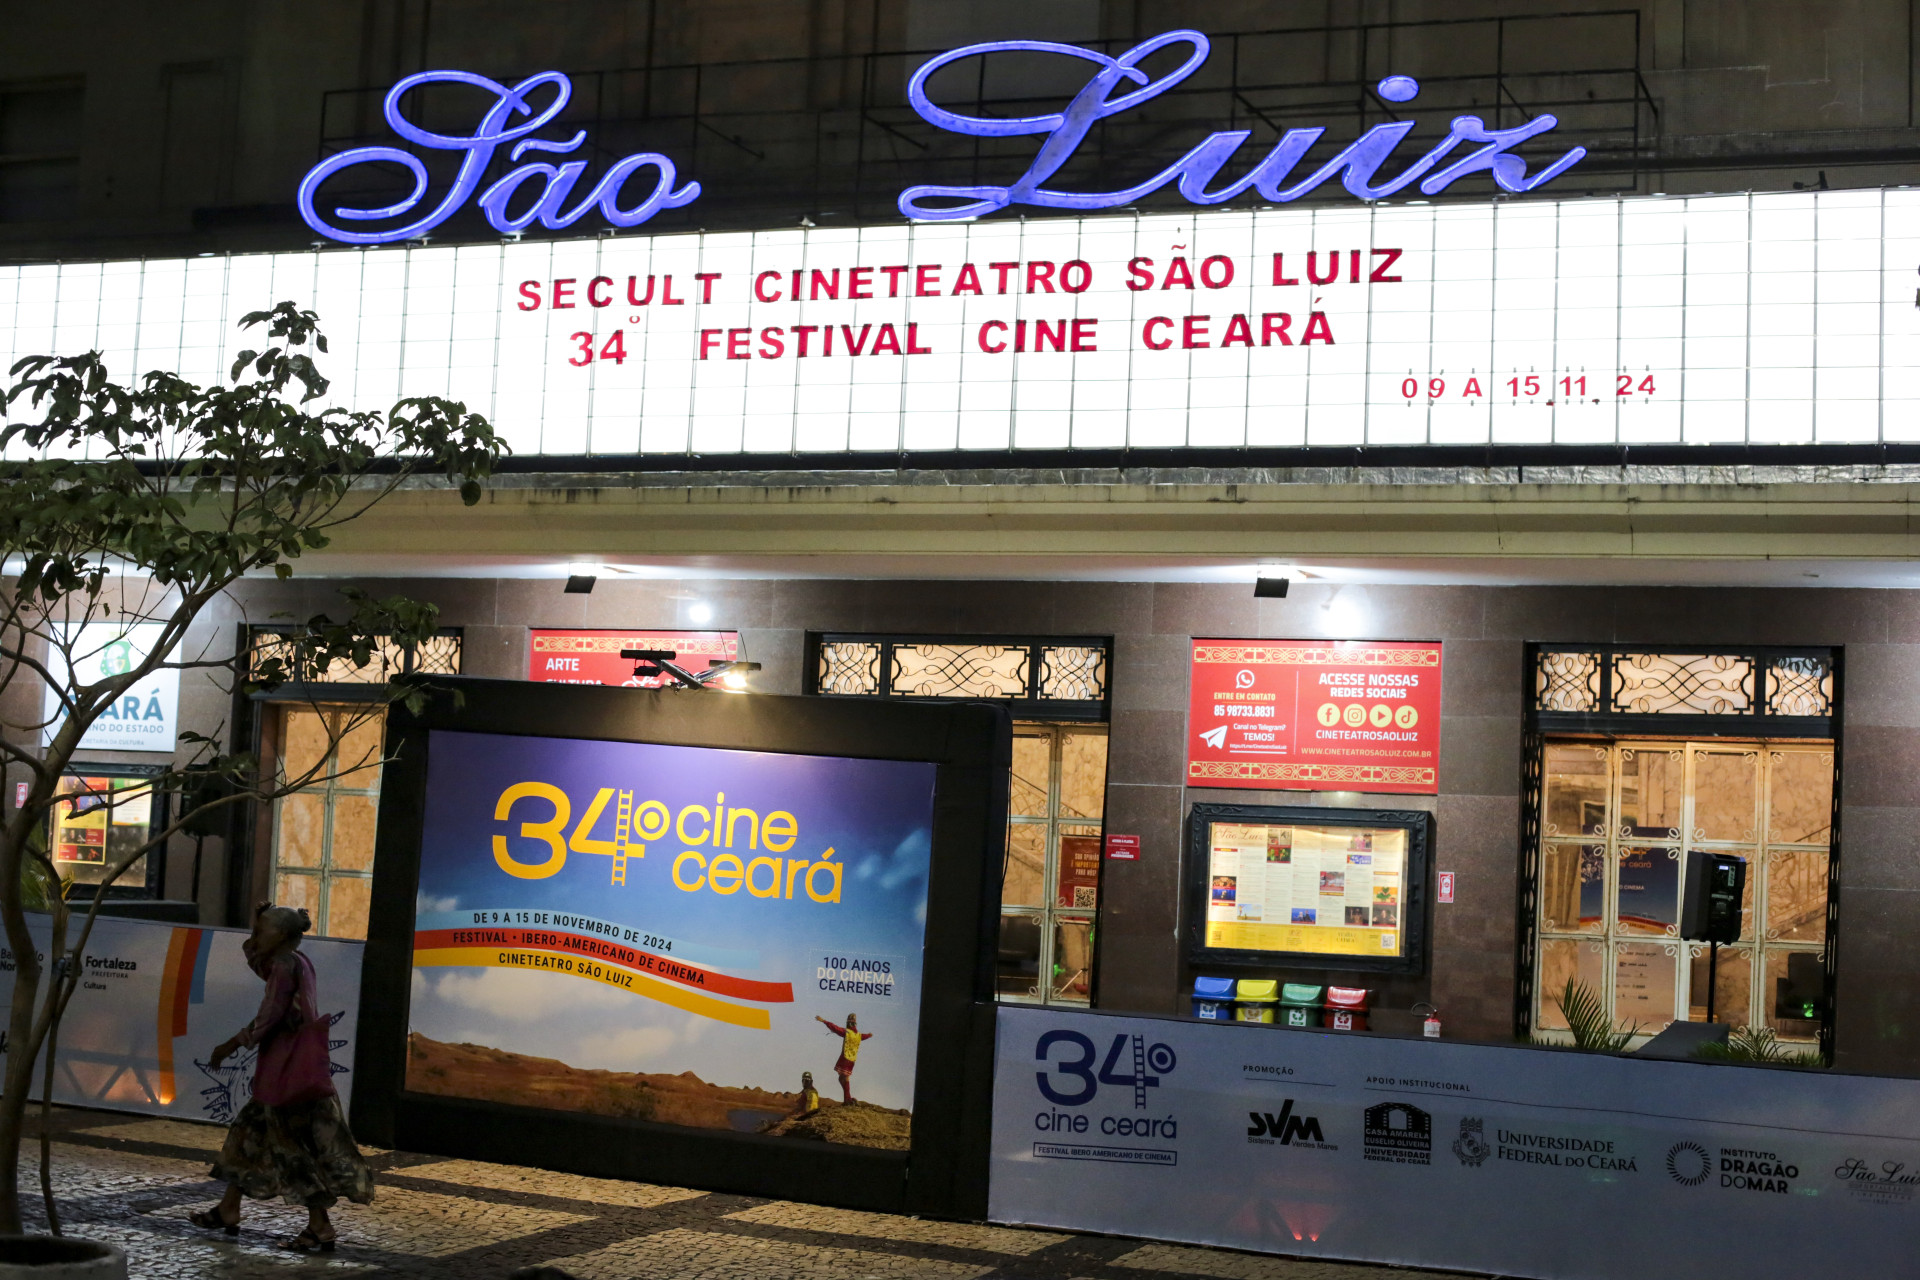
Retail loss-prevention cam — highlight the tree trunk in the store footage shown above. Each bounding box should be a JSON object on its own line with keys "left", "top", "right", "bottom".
{"left": 0, "top": 946, "right": 45, "bottom": 1235}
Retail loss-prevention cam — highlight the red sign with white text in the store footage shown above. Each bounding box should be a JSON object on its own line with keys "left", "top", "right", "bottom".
{"left": 528, "top": 629, "right": 739, "bottom": 687}
{"left": 1187, "top": 639, "right": 1442, "bottom": 795}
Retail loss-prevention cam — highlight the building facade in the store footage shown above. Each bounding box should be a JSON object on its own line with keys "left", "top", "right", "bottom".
{"left": 8, "top": 1, "right": 1920, "bottom": 1074}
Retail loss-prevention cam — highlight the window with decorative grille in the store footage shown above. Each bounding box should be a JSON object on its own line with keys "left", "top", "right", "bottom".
{"left": 806, "top": 632, "right": 1113, "bottom": 1003}
{"left": 247, "top": 626, "right": 459, "bottom": 937}
{"left": 1532, "top": 737, "right": 1833, "bottom": 1050}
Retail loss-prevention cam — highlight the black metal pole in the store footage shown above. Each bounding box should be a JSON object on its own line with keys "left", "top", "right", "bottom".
{"left": 1707, "top": 940, "right": 1718, "bottom": 1023}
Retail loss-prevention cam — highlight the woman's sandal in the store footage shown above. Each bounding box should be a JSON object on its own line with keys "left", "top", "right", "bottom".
{"left": 188, "top": 1206, "right": 239, "bottom": 1236}
{"left": 282, "top": 1228, "right": 337, "bottom": 1254}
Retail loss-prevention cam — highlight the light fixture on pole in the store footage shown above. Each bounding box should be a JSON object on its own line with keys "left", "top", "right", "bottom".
{"left": 620, "top": 649, "right": 762, "bottom": 691}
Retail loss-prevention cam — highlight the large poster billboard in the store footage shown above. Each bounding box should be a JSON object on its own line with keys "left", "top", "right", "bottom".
{"left": 989, "top": 1005, "right": 1920, "bottom": 1280}
{"left": 405, "top": 728, "right": 936, "bottom": 1150}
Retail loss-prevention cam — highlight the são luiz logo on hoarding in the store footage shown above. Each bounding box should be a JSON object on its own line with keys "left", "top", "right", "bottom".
{"left": 296, "top": 31, "right": 1583, "bottom": 244}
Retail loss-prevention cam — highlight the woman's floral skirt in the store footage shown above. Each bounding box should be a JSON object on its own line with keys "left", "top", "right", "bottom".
{"left": 210, "top": 1093, "right": 375, "bottom": 1209}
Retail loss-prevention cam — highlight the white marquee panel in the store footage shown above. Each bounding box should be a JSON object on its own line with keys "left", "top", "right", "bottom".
{"left": 1, "top": 189, "right": 1916, "bottom": 459}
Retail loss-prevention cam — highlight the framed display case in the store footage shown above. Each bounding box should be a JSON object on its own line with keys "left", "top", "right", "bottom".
{"left": 1186, "top": 803, "right": 1433, "bottom": 975}
{"left": 47, "top": 764, "right": 169, "bottom": 897}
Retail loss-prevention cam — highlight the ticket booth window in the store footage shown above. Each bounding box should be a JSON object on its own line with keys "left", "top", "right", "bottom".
{"left": 1533, "top": 738, "right": 1833, "bottom": 1045}
{"left": 266, "top": 705, "right": 384, "bottom": 940}
{"left": 997, "top": 723, "right": 1108, "bottom": 1006}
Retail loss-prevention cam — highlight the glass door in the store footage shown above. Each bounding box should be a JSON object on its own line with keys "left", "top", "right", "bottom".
{"left": 997, "top": 723, "right": 1108, "bottom": 1005}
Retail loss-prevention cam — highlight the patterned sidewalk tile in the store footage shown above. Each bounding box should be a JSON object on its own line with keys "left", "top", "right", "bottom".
{"left": 726, "top": 1201, "right": 1070, "bottom": 1255}
{"left": 539, "top": 1226, "right": 998, "bottom": 1280}
{"left": 395, "top": 1157, "right": 709, "bottom": 1208}
{"left": 1114, "top": 1241, "right": 1463, "bottom": 1279}
{"left": 15, "top": 1105, "right": 1483, "bottom": 1280}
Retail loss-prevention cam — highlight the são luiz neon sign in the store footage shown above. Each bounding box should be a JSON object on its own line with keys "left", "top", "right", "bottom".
{"left": 297, "top": 30, "right": 1584, "bottom": 244}
{"left": 296, "top": 70, "right": 699, "bottom": 244}
{"left": 898, "top": 30, "right": 1586, "bottom": 220}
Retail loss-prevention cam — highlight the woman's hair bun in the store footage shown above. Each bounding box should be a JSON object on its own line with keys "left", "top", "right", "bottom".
{"left": 257, "top": 903, "right": 313, "bottom": 941}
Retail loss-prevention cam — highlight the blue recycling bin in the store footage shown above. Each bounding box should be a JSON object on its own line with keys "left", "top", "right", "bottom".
{"left": 1192, "top": 976, "right": 1237, "bottom": 1020}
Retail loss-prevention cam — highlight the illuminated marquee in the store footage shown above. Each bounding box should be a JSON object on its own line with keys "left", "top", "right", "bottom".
{"left": 2, "top": 189, "right": 1915, "bottom": 458}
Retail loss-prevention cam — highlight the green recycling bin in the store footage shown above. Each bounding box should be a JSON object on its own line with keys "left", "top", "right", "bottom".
{"left": 1280, "top": 983, "right": 1325, "bottom": 1028}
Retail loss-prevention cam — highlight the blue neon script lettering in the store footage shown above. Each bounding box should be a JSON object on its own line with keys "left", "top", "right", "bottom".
{"left": 898, "top": 31, "right": 1586, "bottom": 220}
{"left": 297, "top": 70, "right": 699, "bottom": 244}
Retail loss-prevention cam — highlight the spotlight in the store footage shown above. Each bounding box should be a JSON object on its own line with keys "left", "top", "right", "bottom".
{"left": 564, "top": 575, "right": 597, "bottom": 594}
{"left": 1254, "top": 574, "right": 1291, "bottom": 599}
{"left": 688, "top": 602, "right": 713, "bottom": 625}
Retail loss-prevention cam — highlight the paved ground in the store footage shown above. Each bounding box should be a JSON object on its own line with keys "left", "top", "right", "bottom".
{"left": 18, "top": 1106, "right": 1464, "bottom": 1279}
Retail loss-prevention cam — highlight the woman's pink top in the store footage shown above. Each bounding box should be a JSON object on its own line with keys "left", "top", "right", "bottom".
{"left": 235, "top": 949, "right": 316, "bottom": 1049}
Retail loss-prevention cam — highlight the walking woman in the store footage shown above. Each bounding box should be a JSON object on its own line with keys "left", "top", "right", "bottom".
{"left": 189, "top": 902, "right": 373, "bottom": 1252}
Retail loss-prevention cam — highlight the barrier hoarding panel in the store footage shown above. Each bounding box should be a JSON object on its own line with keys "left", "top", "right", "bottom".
{"left": 990, "top": 1005, "right": 1920, "bottom": 1280}
{"left": 0, "top": 915, "right": 362, "bottom": 1124}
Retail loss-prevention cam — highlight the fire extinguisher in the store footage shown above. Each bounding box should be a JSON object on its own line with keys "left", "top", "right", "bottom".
{"left": 1414, "top": 1001, "right": 1441, "bottom": 1038}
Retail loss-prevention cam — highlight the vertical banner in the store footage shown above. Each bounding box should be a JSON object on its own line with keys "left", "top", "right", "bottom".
{"left": 405, "top": 729, "right": 936, "bottom": 1149}
{"left": 1187, "top": 639, "right": 1442, "bottom": 794}
{"left": 528, "top": 629, "right": 740, "bottom": 687}
{"left": 990, "top": 1005, "right": 1920, "bottom": 1280}
{"left": 0, "top": 916, "right": 362, "bottom": 1122}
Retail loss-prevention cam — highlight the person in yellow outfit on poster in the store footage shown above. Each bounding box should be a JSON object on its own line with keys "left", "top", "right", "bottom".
{"left": 815, "top": 1013, "right": 872, "bottom": 1104}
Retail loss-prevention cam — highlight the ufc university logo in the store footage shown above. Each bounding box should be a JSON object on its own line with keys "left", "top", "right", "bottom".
{"left": 1247, "top": 1100, "right": 1324, "bottom": 1145}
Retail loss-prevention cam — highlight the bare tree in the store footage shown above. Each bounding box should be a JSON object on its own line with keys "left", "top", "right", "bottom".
{"left": 0, "top": 302, "right": 504, "bottom": 1236}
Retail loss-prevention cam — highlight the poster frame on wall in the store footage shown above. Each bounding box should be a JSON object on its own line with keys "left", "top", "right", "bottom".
{"left": 1185, "top": 803, "right": 1433, "bottom": 975}
{"left": 353, "top": 675, "right": 1008, "bottom": 1220}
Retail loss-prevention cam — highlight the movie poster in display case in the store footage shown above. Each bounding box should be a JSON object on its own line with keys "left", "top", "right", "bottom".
{"left": 1186, "top": 804, "right": 1432, "bottom": 974}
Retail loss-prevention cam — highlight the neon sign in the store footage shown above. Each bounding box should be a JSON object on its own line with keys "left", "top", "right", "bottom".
{"left": 297, "top": 70, "right": 699, "bottom": 244}
{"left": 898, "top": 30, "right": 1585, "bottom": 221}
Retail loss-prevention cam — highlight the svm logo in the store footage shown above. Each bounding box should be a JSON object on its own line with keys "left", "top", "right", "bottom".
{"left": 1246, "top": 1100, "right": 1334, "bottom": 1150}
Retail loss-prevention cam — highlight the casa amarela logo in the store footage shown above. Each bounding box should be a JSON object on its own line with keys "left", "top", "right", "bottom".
{"left": 1363, "top": 1102, "right": 1432, "bottom": 1165}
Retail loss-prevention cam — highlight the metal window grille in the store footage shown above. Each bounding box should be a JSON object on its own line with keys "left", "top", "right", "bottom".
{"left": 1532, "top": 646, "right": 1833, "bottom": 730}
{"left": 247, "top": 628, "right": 463, "bottom": 684}
{"left": 806, "top": 634, "right": 1111, "bottom": 721}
